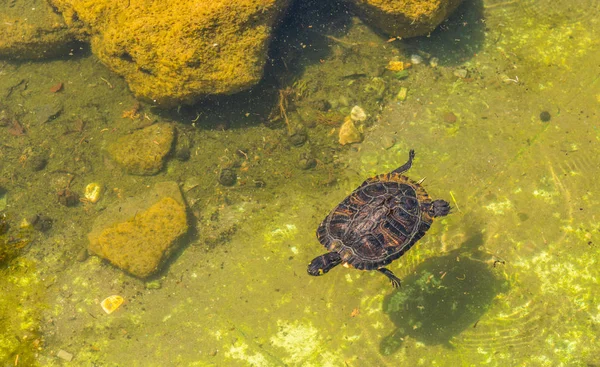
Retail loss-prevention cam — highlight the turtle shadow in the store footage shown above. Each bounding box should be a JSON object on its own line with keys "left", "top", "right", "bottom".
{"left": 380, "top": 234, "right": 508, "bottom": 355}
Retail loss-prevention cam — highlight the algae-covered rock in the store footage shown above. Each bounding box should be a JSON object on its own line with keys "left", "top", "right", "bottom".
{"left": 0, "top": 0, "right": 77, "bottom": 59}
{"left": 109, "top": 123, "right": 174, "bottom": 175}
{"left": 339, "top": 116, "right": 362, "bottom": 145}
{"left": 88, "top": 182, "right": 188, "bottom": 278}
{"left": 344, "top": 0, "right": 464, "bottom": 38}
{"left": 49, "top": 0, "right": 292, "bottom": 107}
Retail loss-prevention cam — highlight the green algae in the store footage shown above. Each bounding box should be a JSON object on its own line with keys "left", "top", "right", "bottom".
{"left": 0, "top": 259, "right": 43, "bottom": 367}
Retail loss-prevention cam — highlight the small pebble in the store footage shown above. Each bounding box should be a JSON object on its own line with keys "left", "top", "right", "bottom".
{"left": 393, "top": 70, "right": 409, "bottom": 80}
{"left": 253, "top": 179, "right": 266, "bottom": 188}
{"left": 298, "top": 156, "right": 317, "bottom": 170}
{"left": 539, "top": 111, "right": 551, "bottom": 122}
{"left": 454, "top": 69, "right": 468, "bottom": 79}
{"left": 57, "top": 349, "right": 73, "bottom": 362}
{"left": 429, "top": 57, "right": 439, "bottom": 68}
{"left": 30, "top": 213, "right": 53, "bottom": 232}
{"left": 396, "top": 87, "right": 408, "bottom": 101}
{"left": 350, "top": 105, "right": 367, "bottom": 122}
{"left": 310, "top": 99, "right": 330, "bottom": 111}
{"left": 288, "top": 130, "right": 308, "bottom": 147}
{"left": 57, "top": 189, "right": 79, "bottom": 207}
{"left": 145, "top": 280, "right": 162, "bottom": 290}
{"left": 443, "top": 112, "right": 457, "bottom": 124}
{"left": 410, "top": 54, "right": 423, "bottom": 65}
{"left": 382, "top": 136, "right": 396, "bottom": 150}
{"left": 76, "top": 248, "right": 88, "bottom": 262}
{"left": 218, "top": 169, "right": 237, "bottom": 186}
{"left": 28, "top": 151, "right": 48, "bottom": 172}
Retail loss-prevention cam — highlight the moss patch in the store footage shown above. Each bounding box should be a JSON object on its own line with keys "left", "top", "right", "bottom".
{"left": 0, "top": 259, "right": 43, "bottom": 367}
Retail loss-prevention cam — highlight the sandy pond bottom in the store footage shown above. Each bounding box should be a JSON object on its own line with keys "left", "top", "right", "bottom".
{"left": 2, "top": 0, "right": 600, "bottom": 366}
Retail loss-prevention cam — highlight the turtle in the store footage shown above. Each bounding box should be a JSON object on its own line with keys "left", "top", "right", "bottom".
{"left": 307, "top": 150, "right": 451, "bottom": 287}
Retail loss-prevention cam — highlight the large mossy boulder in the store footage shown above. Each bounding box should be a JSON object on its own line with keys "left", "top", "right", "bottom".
{"left": 88, "top": 182, "right": 188, "bottom": 278}
{"left": 49, "top": 0, "right": 292, "bottom": 107}
{"left": 344, "top": 0, "right": 464, "bottom": 38}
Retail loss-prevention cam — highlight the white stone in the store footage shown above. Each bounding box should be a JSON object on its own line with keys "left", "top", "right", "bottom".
{"left": 350, "top": 105, "right": 367, "bottom": 122}
{"left": 410, "top": 54, "right": 423, "bottom": 64}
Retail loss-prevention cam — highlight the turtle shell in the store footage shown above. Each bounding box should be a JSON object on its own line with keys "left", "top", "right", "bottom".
{"left": 316, "top": 172, "right": 434, "bottom": 271}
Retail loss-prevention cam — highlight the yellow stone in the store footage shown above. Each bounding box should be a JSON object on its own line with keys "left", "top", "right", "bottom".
{"left": 386, "top": 60, "right": 405, "bottom": 71}
{"left": 101, "top": 295, "right": 124, "bottom": 314}
{"left": 90, "top": 196, "right": 188, "bottom": 278}
{"left": 87, "top": 181, "right": 188, "bottom": 278}
{"left": 84, "top": 183, "right": 103, "bottom": 203}
{"left": 339, "top": 117, "right": 362, "bottom": 145}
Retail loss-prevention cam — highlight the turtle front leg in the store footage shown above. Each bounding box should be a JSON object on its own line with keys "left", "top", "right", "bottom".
{"left": 378, "top": 268, "right": 402, "bottom": 288}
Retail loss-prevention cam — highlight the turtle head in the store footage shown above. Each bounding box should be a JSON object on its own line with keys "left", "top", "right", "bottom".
{"left": 307, "top": 252, "right": 342, "bottom": 276}
{"left": 427, "top": 199, "right": 451, "bottom": 218}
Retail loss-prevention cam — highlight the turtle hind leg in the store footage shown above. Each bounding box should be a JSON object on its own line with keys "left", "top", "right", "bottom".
{"left": 378, "top": 268, "right": 402, "bottom": 288}
{"left": 391, "top": 150, "right": 415, "bottom": 175}
{"left": 429, "top": 199, "right": 451, "bottom": 217}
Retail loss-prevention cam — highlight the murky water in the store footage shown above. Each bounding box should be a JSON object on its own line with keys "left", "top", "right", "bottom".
{"left": 1, "top": 0, "right": 599, "bottom": 366}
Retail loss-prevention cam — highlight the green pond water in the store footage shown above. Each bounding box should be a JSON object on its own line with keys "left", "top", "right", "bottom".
{"left": 1, "top": 0, "right": 600, "bottom": 366}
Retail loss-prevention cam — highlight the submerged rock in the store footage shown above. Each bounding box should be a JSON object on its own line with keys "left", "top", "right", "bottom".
{"left": 87, "top": 182, "right": 188, "bottom": 278}
{"left": 24, "top": 100, "right": 63, "bottom": 125}
{"left": 109, "top": 123, "right": 174, "bottom": 175}
{"left": 344, "top": 0, "right": 464, "bottom": 38}
{"left": 339, "top": 116, "right": 363, "bottom": 145}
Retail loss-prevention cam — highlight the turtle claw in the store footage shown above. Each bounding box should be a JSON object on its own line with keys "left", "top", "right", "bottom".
{"left": 378, "top": 268, "right": 402, "bottom": 288}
